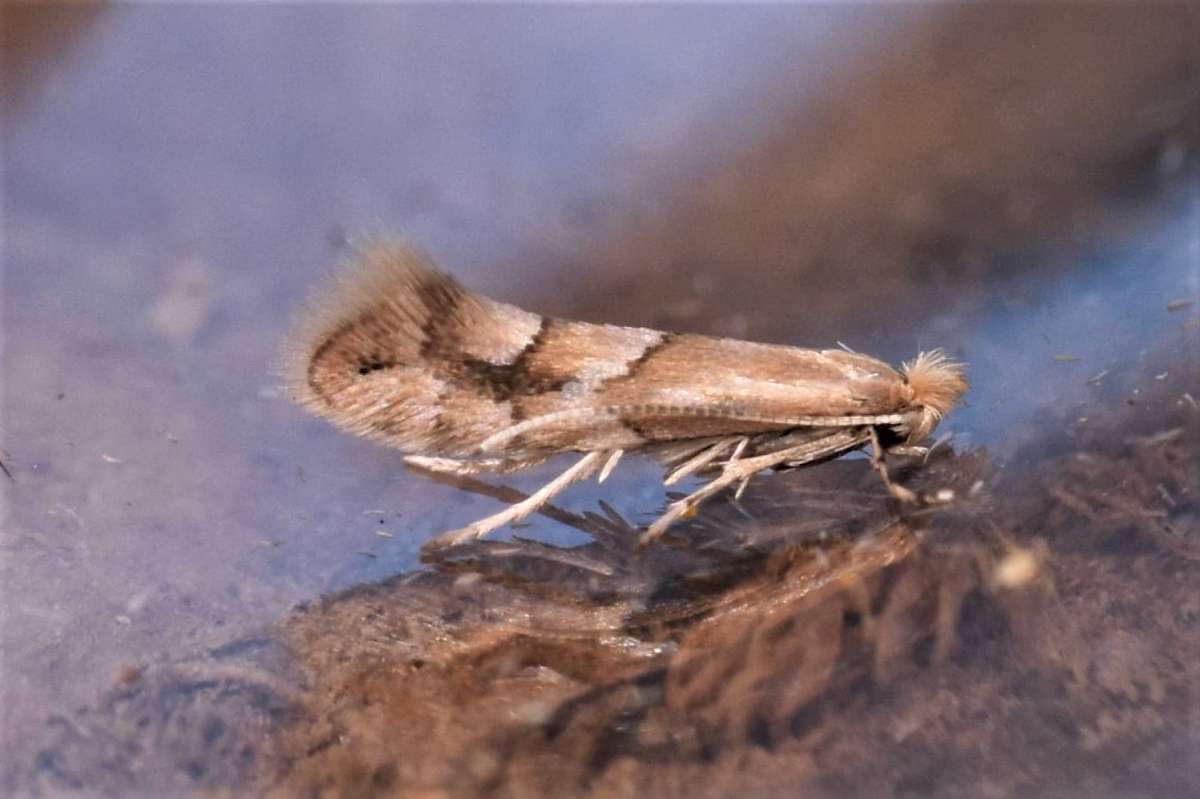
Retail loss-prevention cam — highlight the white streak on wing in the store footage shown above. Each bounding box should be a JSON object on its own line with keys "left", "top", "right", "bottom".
{"left": 582, "top": 327, "right": 666, "bottom": 383}
{"left": 463, "top": 297, "right": 544, "bottom": 365}
{"left": 558, "top": 327, "right": 666, "bottom": 401}
{"left": 560, "top": 379, "right": 591, "bottom": 401}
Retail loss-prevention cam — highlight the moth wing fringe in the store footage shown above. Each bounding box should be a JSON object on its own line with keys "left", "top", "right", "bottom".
{"left": 277, "top": 237, "right": 448, "bottom": 408}
{"left": 281, "top": 240, "right": 548, "bottom": 457}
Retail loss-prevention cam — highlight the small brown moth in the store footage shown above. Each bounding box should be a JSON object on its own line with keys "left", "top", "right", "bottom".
{"left": 284, "top": 244, "right": 967, "bottom": 550}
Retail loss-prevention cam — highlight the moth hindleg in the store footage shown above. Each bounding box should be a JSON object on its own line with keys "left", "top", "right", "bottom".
{"left": 597, "top": 449, "right": 624, "bottom": 484}
{"left": 663, "top": 436, "right": 746, "bottom": 486}
{"left": 404, "top": 455, "right": 489, "bottom": 476}
{"left": 405, "top": 454, "right": 549, "bottom": 476}
{"left": 423, "top": 450, "right": 608, "bottom": 550}
{"left": 641, "top": 429, "right": 870, "bottom": 546}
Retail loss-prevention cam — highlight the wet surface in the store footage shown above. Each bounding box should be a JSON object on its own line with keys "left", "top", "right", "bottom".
{"left": 2, "top": 4, "right": 1199, "bottom": 797}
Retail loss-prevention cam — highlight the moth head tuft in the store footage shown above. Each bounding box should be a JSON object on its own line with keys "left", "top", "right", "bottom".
{"left": 901, "top": 349, "right": 968, "bottom": 441}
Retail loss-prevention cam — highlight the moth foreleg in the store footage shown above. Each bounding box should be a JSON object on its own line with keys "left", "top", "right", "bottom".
{"left": 867, "top": 427, "right": 918, "bottom": 504}
{"left": 423, "top": 451, "right": 607, "bottom": 550}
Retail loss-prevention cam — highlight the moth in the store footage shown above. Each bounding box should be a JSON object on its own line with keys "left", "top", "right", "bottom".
{"left": 284, "top": 244, "right": 967, "bottom": 550}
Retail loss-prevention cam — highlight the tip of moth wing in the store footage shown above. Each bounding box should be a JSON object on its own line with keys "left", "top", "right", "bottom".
{"left": 275, "top": 239, "right": 447, "bottom": 411}
{"left": 902, "top": 349, "right": 968, "bottom": 418}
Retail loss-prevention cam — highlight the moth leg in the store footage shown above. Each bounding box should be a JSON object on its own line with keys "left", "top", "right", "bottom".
{"left": 867, "top": 427, "right": 918, "bottom": 503}
{"left": 721, "top": 437, "right": 754, "bottom": 501}
{"left": 644, "top": 445, "right": 817, "bottom": 545}
{"left": 597, "top": 449, "right": 624, "bottom": 484}
{"left": 663, "top": 436, "right": 744, "bottom": 486}
{"left": 424, "top": 451, "right": 606, "bottom": 550}
{"left": 404, "top": 455, "right": 487, "bottom": 476}
{"left": 889, "top": 445, "right": 928, "bottom": 458}
{"left": 405, "top": 454, "right": 549, "bottom": 476}
{"left": 641, "top": 430, "right": 868, "bottom": 546}
{"left": 734, "top": 476, "right": 752, "bottom": 501}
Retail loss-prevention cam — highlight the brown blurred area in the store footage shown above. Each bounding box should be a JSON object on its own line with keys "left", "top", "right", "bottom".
{"left": 7, "top": 3, "right": 1199, "bottom": 798}
{"left": 1, "top": 2, "right": 106, "bottom": 108}
{"left": 533, "top": 5, "right": 1197, "bottom": 347}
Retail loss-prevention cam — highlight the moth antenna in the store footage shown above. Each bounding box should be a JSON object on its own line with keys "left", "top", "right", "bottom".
{"left": 902, "top": 349, "right": 968, "bottom": 419}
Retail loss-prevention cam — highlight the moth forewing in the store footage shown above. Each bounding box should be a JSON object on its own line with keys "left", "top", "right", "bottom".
{"left": 284, "top": 243, "right": 968, "bottom": 549}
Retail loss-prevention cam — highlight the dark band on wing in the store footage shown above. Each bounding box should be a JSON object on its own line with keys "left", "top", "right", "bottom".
{"left": 427, "top": 386, "right": 454, "bottom": 441}
{"left": 441, "top": 316, "right": 576, "bottom": 403}
{"left": 309, "top": 271, "right": 469, "bottom": 407}
{"left": 307, "top": 320, "right": 355, "bottom": 405}
{"left": 417, "top": 271, "right": 470, "bottom": 361}
{"left": 412, "top": 276, "right": 557, "bottom": 400}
